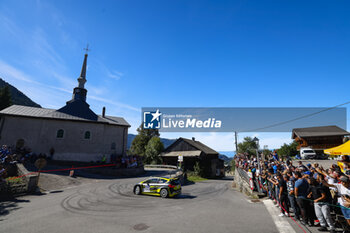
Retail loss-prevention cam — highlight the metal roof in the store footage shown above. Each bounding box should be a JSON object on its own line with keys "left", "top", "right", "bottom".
{"left": 160, "top": 150, "right": 202, "bottom": 157}
{"left": 164, "top": 137, "right": 219, "bottom": 155}
{"left": 292, "top": 125, "right": 350, "bottom": 138}
{"left": 180, "top": 138, "right": 219, "bottom": 155}
{"left": 0, "top": 105, "right": 130, "bottom": 127}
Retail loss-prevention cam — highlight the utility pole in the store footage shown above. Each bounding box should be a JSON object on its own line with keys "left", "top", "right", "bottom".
{"left": 234, "top": 131, "right": 238, "bottom": 155}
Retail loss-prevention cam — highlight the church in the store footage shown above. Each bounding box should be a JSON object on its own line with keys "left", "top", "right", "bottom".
{"left": 0, "top": 52, "right": 130, "bottom": 162}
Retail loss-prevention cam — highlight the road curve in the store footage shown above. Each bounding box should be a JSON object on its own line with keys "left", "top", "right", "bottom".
{"left": 1, "top": 170, "right": 279, "bottom": 233}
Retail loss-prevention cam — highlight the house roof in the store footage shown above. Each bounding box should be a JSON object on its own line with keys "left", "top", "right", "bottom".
{"left": 161, "top": 150, "right": 202, "bottom": 157}
{"left": 0, "top": 105, "right": 130, "bottom": 127}
{"left": 57, "top": 99, "right": 98, "bottom": 121}
{"left": 165, "top": 137, "right": 218, "bottom": 155}
{"left": 292, "top": 125, "right": 350, "bottom": 139}
{"left": 180, "top": 138, "right": 218, "bottom": 154}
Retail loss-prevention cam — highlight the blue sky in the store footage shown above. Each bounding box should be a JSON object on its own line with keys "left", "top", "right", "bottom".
{"left": 0, "top": 0, "right": 349, "bottom": 151}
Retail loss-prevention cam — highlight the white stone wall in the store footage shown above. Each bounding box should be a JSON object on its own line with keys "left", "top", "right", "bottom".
{"left": 0, "top": 116, "right": 128, "bottom": 162}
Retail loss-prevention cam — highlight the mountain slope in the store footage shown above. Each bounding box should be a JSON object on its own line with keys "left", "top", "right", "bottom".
{"left": 0, "top": 78, "right": 41, "bottom": 108}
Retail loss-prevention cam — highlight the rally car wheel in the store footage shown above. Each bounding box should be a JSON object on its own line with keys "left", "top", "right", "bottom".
{"left": 160, "top": 188, "right": 168, "bottom": 198}
{"left": 134, "top": 185, "right": 141, "bottom": 195}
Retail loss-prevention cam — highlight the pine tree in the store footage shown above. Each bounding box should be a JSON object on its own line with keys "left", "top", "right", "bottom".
{"left": 0, "top": 86, "right": 12, "bottom": 110}
{"left": 145, "top": 137, "right": 164, "bottom": 164}
{"left": 129, "top": 124, "right": 160, "bottom": 158}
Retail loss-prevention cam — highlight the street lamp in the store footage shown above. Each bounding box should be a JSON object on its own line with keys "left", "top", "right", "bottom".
{"left": 252, "top": 137, "right": 261, "bottom": 192}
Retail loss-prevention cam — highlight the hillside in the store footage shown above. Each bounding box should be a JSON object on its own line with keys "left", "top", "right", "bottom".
{"left": 218, "top": 154, "right": 233, "bottom": 164}
{"left": 127, "top": 134, "right": 176, "bottom": 149}
{"left": 0, "top": 78, "right": 41, "bottom": 108}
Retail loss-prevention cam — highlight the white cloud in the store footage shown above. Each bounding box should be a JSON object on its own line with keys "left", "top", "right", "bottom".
{"left": 107, "top": 70, "right": 123, "bottom": 80}
{"left": 88, "top": 95, "right": 140, "bottom": 112}
{"left": 93, "top": 59, "right": 124, "bottom": 81}
{"left": 0, "top": 59, "right": 139, "bottom": 115}
{"left": 0, "top": 60, "right": 37, "bottom": 84}
{"left": 31, "top": 28, "right": 66, "bottom": 71}
{"left": 0, "top": 14, "right": 19, "bottom": 38}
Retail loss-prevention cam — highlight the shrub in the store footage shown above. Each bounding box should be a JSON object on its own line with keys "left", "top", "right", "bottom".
{"left": 194, "top": 161, "right": 204, "bottom": 177}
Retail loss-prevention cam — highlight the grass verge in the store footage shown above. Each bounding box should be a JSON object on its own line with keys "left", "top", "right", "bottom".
{"left": 186, "top": 173, "right": 208, "bottom": 183}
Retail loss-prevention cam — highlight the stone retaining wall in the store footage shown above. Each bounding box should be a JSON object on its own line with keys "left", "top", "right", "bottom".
{"left": 17, "top": 163, "right": 38, "bottom": 193}
{"left": 234, "top": 168, "right": 255, "bottom": 197}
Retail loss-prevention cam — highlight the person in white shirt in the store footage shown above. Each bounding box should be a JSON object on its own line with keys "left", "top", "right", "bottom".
{"left": 323, "top": 175, "right": 350, "bottom": 225}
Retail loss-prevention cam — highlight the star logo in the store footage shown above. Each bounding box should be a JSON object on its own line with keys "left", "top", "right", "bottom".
{"left": 150, "top": 109, "right": 162, "bottom": 122}
{"left": 143, "top": 109, "right": 162, "bottom": 129}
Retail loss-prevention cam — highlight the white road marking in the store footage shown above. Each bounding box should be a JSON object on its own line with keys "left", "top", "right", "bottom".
{"left": 263, "top": 199, "right": 296, "bottom": 233}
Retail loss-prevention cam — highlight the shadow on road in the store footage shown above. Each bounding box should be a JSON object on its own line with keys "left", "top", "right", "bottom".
{"left": 24, "top": 162, "right": 173, "bottom": 181}
{"left": 175, "top": 194, "right": 197, "bottom": 199}
{"left": 182, "top": 180, "right": 195, "bottom": 186}
{"left": 0, "top": 196, "right": 30, "bottom": 219}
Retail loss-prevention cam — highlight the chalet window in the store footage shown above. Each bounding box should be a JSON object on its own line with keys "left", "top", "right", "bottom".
{"left": 84, "top": 131, "right": 91, "bottom": 139}
{"left": 56, "top": 129, "right": 64, "bottom": 138}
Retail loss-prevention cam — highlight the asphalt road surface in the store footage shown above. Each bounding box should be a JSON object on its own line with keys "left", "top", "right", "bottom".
{"left": 1, "top": 169, "right": 279, "bottom": 233}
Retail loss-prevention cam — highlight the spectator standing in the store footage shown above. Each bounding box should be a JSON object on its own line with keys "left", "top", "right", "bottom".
{"left": 294, "top": 171, "right": 314, "bottom": 226}
{"left": 286, "top": 173, "right": 300, "bottom": 220}
{"left": 278, "top": 174, "right": 289, "bottom": 217}
{"left": 324, "top": 175, "right": 350, "bottom": 226}
{"left": 309, "top": 174, "right": 336, "bottom": 233}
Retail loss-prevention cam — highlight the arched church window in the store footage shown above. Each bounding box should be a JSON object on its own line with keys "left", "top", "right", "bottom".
{"left": 56, "top": 129, "right": 64, "bottom": 138}
{"left": 84, "top": 131, "right": 91, "bottom": 139}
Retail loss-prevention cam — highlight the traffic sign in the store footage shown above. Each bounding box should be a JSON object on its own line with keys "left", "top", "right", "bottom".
{"left": 35, "top": 158, "right": 47, "bottom": 170}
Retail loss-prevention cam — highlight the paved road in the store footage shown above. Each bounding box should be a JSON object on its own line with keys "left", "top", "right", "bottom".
{"left": 1, "top": 170, "right": 279, "bottom": 233}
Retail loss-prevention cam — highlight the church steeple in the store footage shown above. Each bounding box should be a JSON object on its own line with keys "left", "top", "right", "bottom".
{"left": 71, "top": 48, "right": 89, "bottom": 102}
{"left": 57, "top": 46, "right": 98, "bottom": 121}
{"left": 77, "top": 53, "right": 87, "bottom": 89}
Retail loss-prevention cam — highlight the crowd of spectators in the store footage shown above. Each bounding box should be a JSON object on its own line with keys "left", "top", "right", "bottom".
{"left": 235, "top": 153, "right": 350, "bottom": 233}
{"left": 113, "top": 155, "right": 143, "bottom": 168}
{"left": 0, "top": 145, "right": 19, "bottom": 181}
{"left": 0, "top": 144, "right": 50, "bottom": 181}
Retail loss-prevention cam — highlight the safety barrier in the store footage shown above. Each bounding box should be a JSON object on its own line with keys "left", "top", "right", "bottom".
{"left": 144, "top": 164, "right": 178, "bottom": 170}
{"left": 237, "top": 167, "right": 250, "bottom": 183}
{"left": 235, "top": 168, "right": 256, "bottom": 197}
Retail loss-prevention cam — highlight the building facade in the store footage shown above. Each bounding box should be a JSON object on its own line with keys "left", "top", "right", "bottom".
{"left": 160, "top": 137, "right": 224, "bottom": 177}
{"left": 292, "top": 125, "right": 350, "bottom": 153}
{"left": 0, "top": 53, "right": 130, "bottom": 162}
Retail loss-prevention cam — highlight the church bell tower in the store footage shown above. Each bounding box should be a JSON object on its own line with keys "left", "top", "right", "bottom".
{"left": 72, "top": 53, "right": 88, "bottom": 102}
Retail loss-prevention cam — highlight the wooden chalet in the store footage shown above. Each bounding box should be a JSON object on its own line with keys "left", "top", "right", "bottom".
{"left": 160, "top": 137, "right": 224, "bottom": 177}
{"left": 292, "top": 125, "right": 350, "bottom": 153}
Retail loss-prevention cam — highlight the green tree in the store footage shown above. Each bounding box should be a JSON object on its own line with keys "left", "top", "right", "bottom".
{"left": 262, "top": 149, "right": 271, "bottom": 160}
{"left": 129, "top": 124, "right": 160, "bottom": 157}
{"left": 0, "top": 86, "right": 12, "bottom": 110}
{"left": 137, "top": 123, "right": 160, "bottom": 138}
{"left": 129, "top": 134, "right": 149, "bottom": 156}
{"left": 144, "top": 137, "right": 164, "bottom": 164}
{"left": 230, "top": 159, "right": 236, "bottom": 172}
{"left": 194, "top": 161, "right": 204, "bottom": 176}
{"left": 276, "top": 141, "right": 298, "bottom": 159}
{"left": 237, "top": 137, "right": 258, "bottom": 156}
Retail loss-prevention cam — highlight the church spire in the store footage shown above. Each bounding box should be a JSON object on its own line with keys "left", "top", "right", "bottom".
{"left": 57, "top": 45, "right": 98, "bottom": 121}
{"left": 70, "top": 46, "right": 90, "bottom": 102}
{"left": 77, "top": 45, "right": 89, "bottom": 89}
{"left": 77, "top": 53, "right": 87, "bottom": 88}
